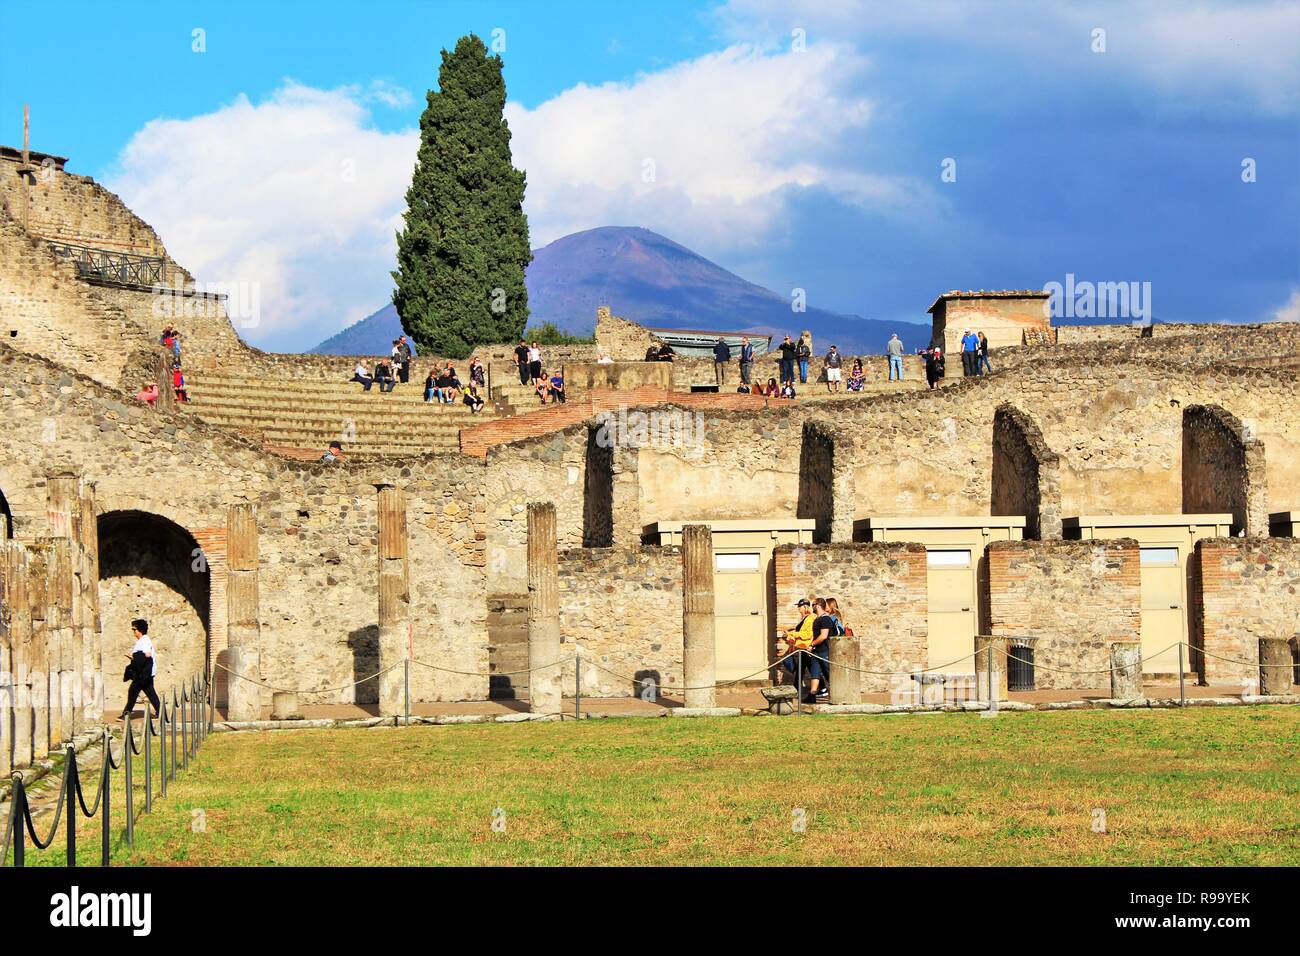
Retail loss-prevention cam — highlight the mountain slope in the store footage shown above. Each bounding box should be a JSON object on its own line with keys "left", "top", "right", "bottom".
{"left": 311, "top": 226, "right": 928, "bottom": 355}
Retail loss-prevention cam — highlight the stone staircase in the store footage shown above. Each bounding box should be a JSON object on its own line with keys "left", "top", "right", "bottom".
{"left": 185, "top": 373, "right": 504, "bottom": 457}
{"left": 488, "top": 378, "right": 588, "bottom": 411}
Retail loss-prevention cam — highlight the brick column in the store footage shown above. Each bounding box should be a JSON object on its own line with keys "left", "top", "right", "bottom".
{"left": 682, "top": 524, "right": 716, "bottom": 709}
{"left": 45, "top": 472, "right": 84, "bottom": 736}
{"left": 225, "top": 503, "right": 262, "bottom": 721}
{"left": 376, "top": 484, "right": 410, "bottom": 717}
{"left": 1, "top": 541, "right": 34, "bottom": 769}
{"left": 974, "top": 635, "right": 1008, "bottom": 702}
{"left": 1109, "top": 642, "right": 1144, "bottom": 699}
{"left": 526, "top": 502, "right": 562, "bottom": 716}
{"left": 1259, "top": 638, "right": 1291, "bottom": 696}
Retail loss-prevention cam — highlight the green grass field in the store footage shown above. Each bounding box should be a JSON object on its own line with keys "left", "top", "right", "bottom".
{"left": 19, "top": 706, "right": 1300, "bottom": 866}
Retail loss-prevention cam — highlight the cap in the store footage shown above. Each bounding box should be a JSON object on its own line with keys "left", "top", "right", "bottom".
{"left": 795, "top": 598, "right": 811, "bottom": 607}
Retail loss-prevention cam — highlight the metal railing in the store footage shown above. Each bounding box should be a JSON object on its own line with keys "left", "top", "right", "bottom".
{"left": 47, "top": 240, "right": 165, "bottom": 287}
{"left": 2, "top": 670, "right": 212, "bottom": 867}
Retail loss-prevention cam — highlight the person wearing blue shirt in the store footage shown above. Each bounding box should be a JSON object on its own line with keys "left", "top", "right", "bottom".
{"left": 960, "top": 328, "right": 980, "bottom": 377}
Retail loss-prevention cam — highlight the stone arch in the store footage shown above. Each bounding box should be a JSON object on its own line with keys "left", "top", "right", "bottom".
{"left": 0, "top": 485, "right": 12, "bottom": 539}
{"left": 798, "top": 420, "right": 854, "bottom": 544}
{"left": 1182, "top": 404, "right": 1267, "bottom": 537}
{"left": 583, "top": 423, "right": 613, "bottom": 548}
{"left": 97, "top": 509, "right": 211, "bottom": 694}
{"left": 992, "top": 404, "right": 1062, "bottom": 540}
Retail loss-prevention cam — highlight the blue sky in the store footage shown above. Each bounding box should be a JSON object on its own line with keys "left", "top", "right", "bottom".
{"left": 2, "top": 0, "right": 1297, "bottom": 351}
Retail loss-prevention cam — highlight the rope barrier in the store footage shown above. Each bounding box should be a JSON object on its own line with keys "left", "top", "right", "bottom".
{"left": 212, "top": 660, "right": 400, "bottom": 695}
{"left": 408, "top": 656, "right": 577, "bottom": 679}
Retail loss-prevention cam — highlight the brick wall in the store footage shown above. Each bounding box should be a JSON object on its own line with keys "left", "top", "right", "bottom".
{"left": 985, "top": 539, "right": 1140, "bottom": 689}
{"left": 1193, "top": 537, "right": 1300, "bottom": 685}
{"left": 774, "top": 542, "right": 928, "bottom": 692}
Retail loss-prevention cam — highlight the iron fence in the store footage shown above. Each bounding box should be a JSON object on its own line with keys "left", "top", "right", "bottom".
{"left": 47, "top": 240, "right": 165, "bottom": 287}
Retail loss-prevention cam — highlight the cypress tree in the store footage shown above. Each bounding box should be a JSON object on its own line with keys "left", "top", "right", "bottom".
{"left": 392, "top": 34, "right": 531, "bottom": 358}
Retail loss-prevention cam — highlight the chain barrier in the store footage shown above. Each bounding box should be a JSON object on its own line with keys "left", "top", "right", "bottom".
{"left": 2, "top": 669, "right": 212, "bottom": 868}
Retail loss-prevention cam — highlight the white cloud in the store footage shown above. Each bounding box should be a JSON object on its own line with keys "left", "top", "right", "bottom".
{"left": 1272, "top": 288, "right": 1300, "bottom": 322}
{"left": 107, "top": 83, "right": 417, "bottom": 350}
{"left": 105, "top": 45, "right": 927, "bottom": 348}
{"left": 721, "top": 0, "right": 1300, "bottom": 114}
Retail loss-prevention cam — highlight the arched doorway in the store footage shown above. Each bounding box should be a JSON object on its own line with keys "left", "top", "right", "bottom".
{"left": 98, "top": 510, "right": 210, "bottom": 698}
{"left": 0, "top": 484, "right": 13, "bottom": 539}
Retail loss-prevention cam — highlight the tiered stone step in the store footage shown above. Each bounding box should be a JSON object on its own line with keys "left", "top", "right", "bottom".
{"left": 489, "top": 379, "right": 588, "bottom": 410}
{"left": 187, "top": 373, "right": 501, "bottom": 456}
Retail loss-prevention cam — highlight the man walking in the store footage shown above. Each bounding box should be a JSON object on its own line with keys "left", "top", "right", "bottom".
{"left": 777, "top": 335, "right": 797, "bottom": 385}
{"left": 739, "top": 336, "right": 754, "bottom": 385}
{"left": 824, "top": 345, "right": 843, "bottom": 393}
{"left": 795, "top": 335, "right": 811, "bottom": 384}
{"left": 887, "top": 333, "right": 905, "bottom": 381}
{"left": 712, "top": 337, "right": 731, "bottom": 386}
{"left": 960, "top": 328, "right": 980, "bottom": 377}
{"left": 120, "top": 618, "right": 160, "bottom": 719}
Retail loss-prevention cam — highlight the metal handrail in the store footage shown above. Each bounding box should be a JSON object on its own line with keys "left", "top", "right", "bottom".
{"left": 46, "top": 239, "right": 165, "bottom": 286}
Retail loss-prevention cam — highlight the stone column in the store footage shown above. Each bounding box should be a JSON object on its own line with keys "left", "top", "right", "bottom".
{"left": 974, "top": 635, "right": 1008, "bottom": 702}
{"left": 526, "top": 502, "right": 562, "bottom": 716}
{"left": 43, "top": 538, "right": 74, "bottom": 746}
{"left": 682, "top": 524, "right": 716, "bottom": 709}
{"left": 1258, "top": 638, "right": 1292, "bottom": 696}
{"left": 1109, "top": 642, "right": 1144, "bottom": 699}
{"left": 225, "top": 503, "right": 262, "bottom": 721}
{"left": 26, "top": 544, "right": 54, "bottom": 758}
{"left": 77, "top": 480, "right": 103, "bottom": 723}
{"left": 828, "top": 630, "right": 862, "bottom": 705}
{"left": 45, "top": 471, "right": 84, "bottom": 736}
{"left": 1, "top": 541, "right": 34, "bottom": 769}
{"left": 376, "top": 484, "right": 410, "bottom": 717}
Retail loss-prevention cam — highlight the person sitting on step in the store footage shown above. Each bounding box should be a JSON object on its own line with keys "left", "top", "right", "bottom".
{"left": 463, "top": 383, "right": 485, "bottom": 414}
{"left": 353, "top": 361, "right": 373, "bottom": 391}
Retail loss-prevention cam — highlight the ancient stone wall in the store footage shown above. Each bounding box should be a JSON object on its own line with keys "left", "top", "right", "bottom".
{"left": 774, "top": 542, "right": 928, "bottom": 693}
{"left": 985, "top": 539, "right": 1141, "bottom": 689}
{"left": 1193, "top": 537, "right": 1300, "bottom": 685}
{"left": 594, "top": 306, "right": 661, "bottom": 361}
{"left": 1182, "top": 404, "right": 1269, "bottom": 537}
{"left": 991, "top": 404, "right": 1062, "bottom": 539}
{"left": 556, "top": 545, "right": 684, "bottom": 697}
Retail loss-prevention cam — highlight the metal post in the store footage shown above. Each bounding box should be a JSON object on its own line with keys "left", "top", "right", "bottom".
{"left": 124, "top": 719, "right": 134, "bottom": 848}
{"left": 1179, "top": 643, "right": 1186, "bottom": 707}
{"left": 159, "top": 700, "right": 167, "bottom": 797}
{"left": 66, "top": 746, "right": 77, "bottom": 866}
{"left": 144, "top": 709, "right": 152, "bottom": 814}
{"left": 101, "top": 732, "right": 110, "bottom": 867}
{"left": 13, "top": 781, "right": 25, "bottom": 867}
{"left": 404, "top": 659, "right": 411, "bottom": 727}
{"left": 575, "top": 654, "right": 582, "bottom": 720}
{"left": 181, "top": 687, "right": 189, "bottom": 768}
{"left": 170, "top": 691, "right": 177, "bottom": 780}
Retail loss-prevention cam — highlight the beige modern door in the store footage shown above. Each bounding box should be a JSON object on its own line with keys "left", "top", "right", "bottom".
{"left": 927, "top": 549, "right": 977, "bottom": 674}
{"left": 1139, "top": 547, "right": 1184, "bottom": 675}
{"left": 714, "top": 553, "right": 767, "bottom": 682}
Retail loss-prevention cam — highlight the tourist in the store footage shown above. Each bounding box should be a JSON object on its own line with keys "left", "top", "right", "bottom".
{"left": 656, "top": 342, "right": 675, "bottom": 362}
{"left": 469, "top": 357, "right": 486, "bottom": 389}
{"left": 597, "top": 353, "right": 614, "bottom": 365}
{"left": 119, "top": 618, "right": 160, "bottom": 720}
{"left": 134, "top": 381, "right": 159, "bottom": 406}
{"left": 778, "top": 599, "right": 817, "bottom": 700}
{"left": 847, "top": 359, "right": 865, "bottom": 392}
{"left": 376, "top": 359, "right": 395, "bottom": 393}
{"left": 437, "top": 365, "right": 459, "bottom": 404}
{"left": 924, "top": 346, "right": 945, "bottom": 390}
{"left": 529, "top": 342, "right": 543, "bottom": 385}
{"left": 977, "top": 331, "right": 993, "bottom": 376}
{"left": 515, "top": 339, "right": 531, "bottom": 385}
{"left": 887, "top": 333, "right": 905, "bottom": 381}
{"left": 764, "top": 377, "right": 780, "bottom": 398}
{"left": 795, "top": 335, "right": 811, "bottom": 384}
{"left": 824, "top": 345, "right": 843, "bottom": 393}
{"left": 171, "top": 363, "right": 189, "bottom": 403}
{"left": 352, "top": 361, "right": 373, "bottom": 391}
{"left": 960, "top": 328, "right": 980, "bottom": 377}
{"left": 548, "top": 368, "right": 566, "bottom": 404}
{"left": 463, "top": 383, "right": 485, "bottom": 414}
{"left": 396, "top": 336, "right": 413, "bottom": 384}
{"left": 645, "top": 345, "right": 660, "bottom": 362}
{"left": 712, "top": 337, "right": 730, "bottom": 386}
{"left": 777, "top": 335, "right": 797, "bottom": 385}
{"left": 423, "top": 371, "right": 438, "bottom": 403}
{"left": 780, "top": 380, "right": 797, "bottom": 400}
{"left": 739, "top": 336, "right": 754, "bottom": 385}
{"left": 320, "top": 440, "right": 345, "bottom": 464}
{"left": 806, "top": 598, "right": 837, "bottom": 701}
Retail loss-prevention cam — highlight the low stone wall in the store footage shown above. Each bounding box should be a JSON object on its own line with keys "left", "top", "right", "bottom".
{"left": 985, "top": 539, "right": 1141, "bottom": 689}
{"left": 557, "top": 546, "right": 684, "bottom": 697}
{"left": 1193, "top": 537, "right": 1300, "bottom": 686}
{"left": 566, "top": 361, "right": 672, "bottom": 391}
{"left": 774, "top": 542, "right": 928, "bottom": 693}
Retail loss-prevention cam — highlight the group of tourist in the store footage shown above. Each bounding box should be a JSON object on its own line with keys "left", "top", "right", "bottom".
{"left": 348, "top": 337, "right": 487, "bottom": 412}
{"left": 134, "top": 325, "right": 190, "bottom": 406}
{"left": 514, "top": 339, "right": 566, "bottom": 404}
{"left": 777, "top": 596, "right": 849, "bottom": 703}
{"left": 917, "top": 329, "right": 992, "bottom": 391}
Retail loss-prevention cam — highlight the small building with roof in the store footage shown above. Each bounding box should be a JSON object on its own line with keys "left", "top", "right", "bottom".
{"left": 928, "top": 289, "right": 1053, "bottom": 354}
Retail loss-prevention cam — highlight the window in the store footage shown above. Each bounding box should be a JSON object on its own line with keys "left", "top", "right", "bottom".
{"left": 1140, "top": 547, "right": 1179, "bottom": 566}
{"left": 926, "top": 550, "right": 971, "bottom": 568}
{"left": 715, "top": 553, "right": 760, "bottom": 572}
